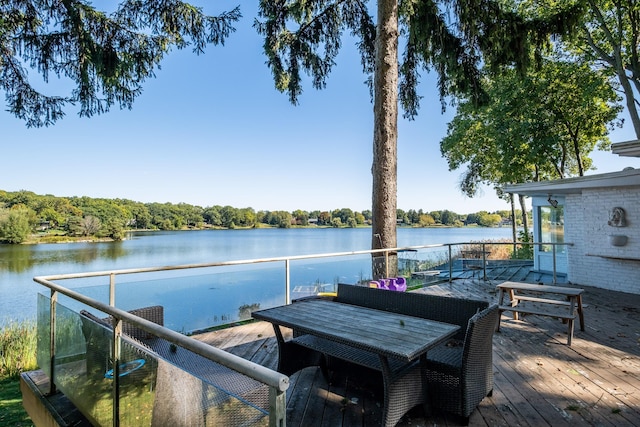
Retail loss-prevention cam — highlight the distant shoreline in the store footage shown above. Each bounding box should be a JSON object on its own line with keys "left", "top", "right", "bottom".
{"left": 18, "top": 223, "right": 512, "bottom": 245}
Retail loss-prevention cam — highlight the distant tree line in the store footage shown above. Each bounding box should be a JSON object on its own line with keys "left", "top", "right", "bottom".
{"left": 0, "top": 190, "right": 522, "bottom": 244}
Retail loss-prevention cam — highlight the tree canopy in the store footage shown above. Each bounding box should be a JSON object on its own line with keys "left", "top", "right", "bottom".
{"left": 569, "top": 0, "right": 640, "bottom": 138}
{"left": 440, "top": 53, "right": 621, "bottom": 238}
{"left": 255, "top": 0, "right": 585, "bottom": 277}
{"left": 3, "top": 1, "right": 616, "bottom": 277}
{"left": 441, "top": 57, "right": 622, "bottom": 195}
{"left": 255, "top": 0, "right": 584, "bottom": 114}
{"left": 0, "top": 189, "right": 509, "bottom": 243}
{"left": 0, "top": 0, "right": 240, "bottom": 127}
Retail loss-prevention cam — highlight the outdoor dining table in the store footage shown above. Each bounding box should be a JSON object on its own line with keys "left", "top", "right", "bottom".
{"left": 252, "top": 299, "right": 460, "bottom": 426}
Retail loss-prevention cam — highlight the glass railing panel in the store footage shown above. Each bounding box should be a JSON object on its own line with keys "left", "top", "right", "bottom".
{"left": 53, "top": 301, "right": 114, "bottom": 426}
{"left": 147, "top": 340, "right": 268, "bottom": 426}
{"left": 201, "top": 380, "right": 269, "bottom": 426}
{"left": 37, "top": 295, "right": 272, "bottom": 426}
{"left": 408, "top": 246, "right": 452, "bottom": 271}
{"left": 289, "top": 253, "right": 372, "bottom": 297}
{"left": 400, "top": 247, "right": 453, "bottom": 283}
{"left": 73, "top": 264, "right": 287, "bottom": 333}
{"left": 115, "top": 338, "right": 158, "bottom": 426}
{"left": 36, "top": 293, "right": 51, "bottom": 378}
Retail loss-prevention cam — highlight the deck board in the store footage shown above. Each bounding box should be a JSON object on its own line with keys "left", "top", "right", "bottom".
{"left": 195, "top": 278, "right": 640, "bottom": 426}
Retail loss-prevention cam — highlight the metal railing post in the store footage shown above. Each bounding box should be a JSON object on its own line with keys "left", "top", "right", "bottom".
{"left": 109, "top": 273, "right": 116, "bottom": 306}
{"left": 482, "top": 242, "right": 487, "bottom": 281}
{"left": 48, "top": 290, "right": 57, "bottom": 395}
{"left": 448, "top": 245, "right": 453, "bottom": 283}
{"left": 112, "top": 318, "right": 122, "bottom": 427}
{"left": 384, "top": 250, "right": 389, "bottom": 278}
{"left": 285, "top": 259, "right": 291, "bottom": 305}
{"left": 552, "top": 244, "right": 557, "bottom": 284}
{"left": 269, "top": 386, "right": 286, "bottom": 427}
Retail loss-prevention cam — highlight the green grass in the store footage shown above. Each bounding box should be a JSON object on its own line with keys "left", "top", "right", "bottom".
{"left": 0, "top": 377, "right": 33, "bottom": 426}
{"left": 0, "top": 320, "right": 38, "bottom": 427}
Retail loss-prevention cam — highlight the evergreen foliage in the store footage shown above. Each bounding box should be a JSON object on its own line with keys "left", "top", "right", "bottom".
{"left": 0, "top": 0, "right": 240, "bottom": 127}
{"left": 255, "top": 0, "right": 585, "bottom": 116}
{"left": 255, "top": 0, "right": 587, "bottom": 274}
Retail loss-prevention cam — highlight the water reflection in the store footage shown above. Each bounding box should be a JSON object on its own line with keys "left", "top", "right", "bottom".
{"left": 0, "top": 242, "right": 129, "bottom": 273}
{"left": 71, "top": 266, "right": 290, "bottom": 333}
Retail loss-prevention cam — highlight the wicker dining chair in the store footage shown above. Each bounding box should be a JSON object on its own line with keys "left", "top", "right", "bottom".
{"left": 423, "top": 303, "right": 499, "bottom": 425}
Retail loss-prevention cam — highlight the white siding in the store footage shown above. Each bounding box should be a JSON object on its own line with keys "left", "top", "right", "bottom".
{"left": 565, "top": 188, "right": 640, "bottom": 294}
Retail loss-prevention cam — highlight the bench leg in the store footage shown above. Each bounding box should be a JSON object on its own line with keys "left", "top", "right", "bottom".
{"left": 567, "top": 318, "right": 574, "bottom": 346}
{"left": 508, "top": 290, "right": 519, "bottom": 320}
{"left": 495, "top": 310, "right": 503, "bottom": 332}
{"left": 577, "top": 296, "right": 585, "bottom": 331}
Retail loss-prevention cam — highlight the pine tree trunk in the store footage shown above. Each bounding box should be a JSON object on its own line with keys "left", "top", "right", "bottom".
{"left": 371, "top": 0, "right": 399, "bottom": 279}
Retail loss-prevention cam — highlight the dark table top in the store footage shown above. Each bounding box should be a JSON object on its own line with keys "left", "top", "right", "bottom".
{"left": 253, "top": 299, "right": 460, "bottom": 361}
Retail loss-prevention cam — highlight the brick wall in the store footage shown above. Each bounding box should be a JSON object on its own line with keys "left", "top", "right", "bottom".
{"left": 565, "top": 187, "right": 640, "bottom": 294}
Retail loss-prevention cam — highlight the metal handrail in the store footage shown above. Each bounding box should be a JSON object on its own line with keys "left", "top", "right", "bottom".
{"left": 35, "top": 277, "right": 289, "bottom": 391}
{"left": 34, "top": 241, "right": 570, "bottom": 284}
{"left": 34, "top": 277, "right": 290, "bottom": 427}
{"left": 453, "top": 241, "right": 571, "bottom": 284}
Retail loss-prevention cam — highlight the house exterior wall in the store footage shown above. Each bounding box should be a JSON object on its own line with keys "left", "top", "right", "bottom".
{"left": 564, "top": 187, "right": 640, "bottom": 294}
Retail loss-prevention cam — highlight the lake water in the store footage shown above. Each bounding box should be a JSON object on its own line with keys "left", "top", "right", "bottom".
{"left": 0, "top": 227, "right": 514, "bottom": 330}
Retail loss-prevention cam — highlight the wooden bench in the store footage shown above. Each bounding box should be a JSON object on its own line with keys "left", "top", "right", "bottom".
{"left": 496, "top": 281, "right": 585, "bottom": 346}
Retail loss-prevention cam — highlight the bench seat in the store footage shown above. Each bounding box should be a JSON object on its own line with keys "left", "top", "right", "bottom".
{"left": 499, "top": 305, "right": 576, "bottom": 320}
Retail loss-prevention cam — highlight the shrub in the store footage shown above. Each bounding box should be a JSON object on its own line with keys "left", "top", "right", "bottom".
{"left": 0, "top": 208, "right": 34, "bottom": 244}
{"left": 512, "top": 230, "right": 534, "bottom": 260}
{"left": 461, "top": 239, "right": 513, "bottom": 260}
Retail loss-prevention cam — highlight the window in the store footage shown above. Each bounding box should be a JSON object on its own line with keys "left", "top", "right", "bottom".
{"left": 539, "top": 206, "right": 565, "bottom": 253}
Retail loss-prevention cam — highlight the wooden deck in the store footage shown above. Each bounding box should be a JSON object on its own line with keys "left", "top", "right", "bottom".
{"left": 195, "top": 279, "right": 640, "bottom": 426}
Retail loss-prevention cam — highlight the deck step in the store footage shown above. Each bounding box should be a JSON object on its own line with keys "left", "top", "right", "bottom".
{"left": 20, "top": 370, "right": 91, "bottom": 427}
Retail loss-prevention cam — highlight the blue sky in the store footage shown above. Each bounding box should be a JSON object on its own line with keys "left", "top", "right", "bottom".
{"left": 1, "top": 1, "right": 638, "bottom": 215}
